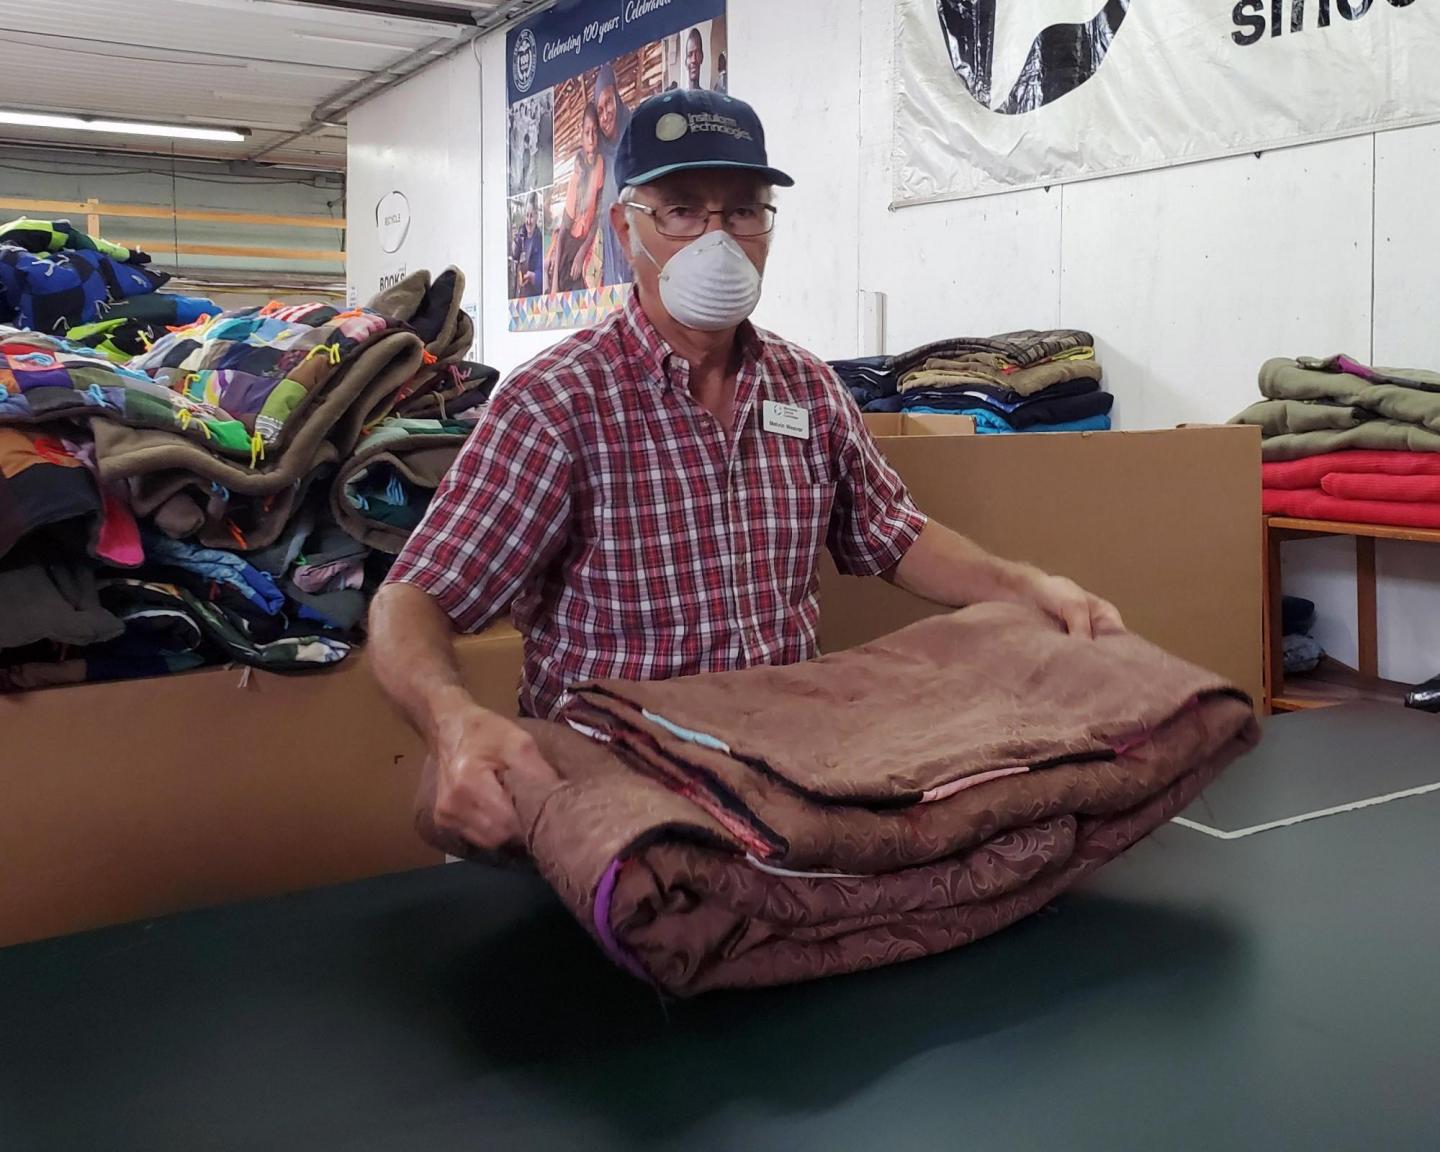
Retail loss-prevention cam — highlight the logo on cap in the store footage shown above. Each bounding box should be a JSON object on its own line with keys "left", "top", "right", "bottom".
{"left": 513, "top": 29, "right": 537, "bottom": 94}
{"left": 655, "top": 112, "right": 689, "bottom": 142}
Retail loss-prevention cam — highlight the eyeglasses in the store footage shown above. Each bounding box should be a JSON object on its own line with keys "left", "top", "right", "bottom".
{"left": 625, "top": 202, "right": 778, "bottom": 239}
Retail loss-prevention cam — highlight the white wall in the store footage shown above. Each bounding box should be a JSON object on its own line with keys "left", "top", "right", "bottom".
{"left": 466, "top": 0, "right": 863, "bottom": 378}
{"left": 347, "top": 50, "right": 482, "bottom": 342}
{"left": 345, "top": 0, "right": 1440, "bottom": 684}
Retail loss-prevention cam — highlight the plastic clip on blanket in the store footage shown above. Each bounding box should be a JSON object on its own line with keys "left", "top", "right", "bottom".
{"left": 168, "top": 313, "right": 215, "bottom": 336}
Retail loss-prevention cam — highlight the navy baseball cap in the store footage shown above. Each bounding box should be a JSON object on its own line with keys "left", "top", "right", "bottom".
{"left": 615, "top": 90, "right": 795, "bottom": 189}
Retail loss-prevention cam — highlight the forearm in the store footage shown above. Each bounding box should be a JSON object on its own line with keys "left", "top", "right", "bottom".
{"left": 368, "top": 583, "right": 480, "bottom": 744}
{"left": 889, "top": 520, "right": 1041, "bottom": 608}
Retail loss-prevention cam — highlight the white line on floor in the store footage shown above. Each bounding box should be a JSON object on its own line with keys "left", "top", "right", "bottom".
{"left": 1173, "top": 780, "right": 1440, "bottom": 840}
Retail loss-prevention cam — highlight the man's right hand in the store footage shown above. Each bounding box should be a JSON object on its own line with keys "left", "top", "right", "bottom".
{"left": 414, "top": 701, "right": 559, "bottom": 855}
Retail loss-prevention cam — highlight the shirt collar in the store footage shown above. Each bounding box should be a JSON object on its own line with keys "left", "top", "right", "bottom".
{"left": 622, "top": 287, "right": 766, "bottom": 391}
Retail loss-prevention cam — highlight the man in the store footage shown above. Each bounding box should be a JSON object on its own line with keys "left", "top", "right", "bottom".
{"left": 685, "top": 28, "right": 704, "bottom": 89}
{"left": 510, "top": 194, "right": 543, "bottom": 298}
{"left": 370, "top": 91, "right": 1123, "bottom": 855}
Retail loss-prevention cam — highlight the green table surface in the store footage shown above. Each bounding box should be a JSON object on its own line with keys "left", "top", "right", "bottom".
{"left": 3, "top": 704, "right": 1437, "bottom": 1151}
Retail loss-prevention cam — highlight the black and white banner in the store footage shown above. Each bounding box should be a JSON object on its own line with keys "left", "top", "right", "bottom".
{"left": 895, "top": 0, "right": 1440, "bottom": 204}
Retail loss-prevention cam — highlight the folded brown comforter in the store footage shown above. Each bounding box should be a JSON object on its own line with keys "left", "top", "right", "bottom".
{"left": 508, "top": 605, "right": 1259, "bottom": 997}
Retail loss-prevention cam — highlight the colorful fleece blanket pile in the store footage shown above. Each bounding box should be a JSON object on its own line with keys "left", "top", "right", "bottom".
{"left": 508, "top": 605, "right": 1259, "bottom": 996}
{"left": 0, "top": 265, "right": 490, "bottom": 688}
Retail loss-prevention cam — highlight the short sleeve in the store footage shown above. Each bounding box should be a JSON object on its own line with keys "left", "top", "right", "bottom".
{"left": 385, "top": 388, "right": 572, "bottom": 632}
{"left": 825, "top": 384, "right": 929, "bottom": 576}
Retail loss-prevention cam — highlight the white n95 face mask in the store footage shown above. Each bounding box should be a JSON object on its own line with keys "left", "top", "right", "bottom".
{"left": 641, "top": 230, "right": 763, "bottom": 332}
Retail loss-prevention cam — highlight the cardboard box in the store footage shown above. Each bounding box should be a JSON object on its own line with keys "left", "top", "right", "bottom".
{"left": 4, "top": 419, "right": 1261, "bottom": 946}
{"left": 0, "top": 626, "right": 523, "bottom": 947}
{"left": 820, "top": 425, "right": 1264, "bottom": 704}
{"left": 861, "top": 412, "right": 976, "bottom": 463}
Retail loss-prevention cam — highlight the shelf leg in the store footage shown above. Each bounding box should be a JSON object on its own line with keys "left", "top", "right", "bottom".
{"left": 1265, "top": 524, "right": 1285, "bottom": 711}
{"left": 1357, "top": 536, "right": 1378, "bottom": 680}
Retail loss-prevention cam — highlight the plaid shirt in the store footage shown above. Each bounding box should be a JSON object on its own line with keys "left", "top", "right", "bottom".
{"left": 387, "top": 291, "right": 927, "bottom": 719}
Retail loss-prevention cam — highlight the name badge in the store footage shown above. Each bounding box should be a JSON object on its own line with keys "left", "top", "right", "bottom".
{"left": 762, "top": 400, "right": 810, "bottom": 440}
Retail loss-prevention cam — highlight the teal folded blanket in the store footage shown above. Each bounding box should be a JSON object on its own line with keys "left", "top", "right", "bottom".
{"left": 906, "top": 407, "right": 1112, "bottom": 435}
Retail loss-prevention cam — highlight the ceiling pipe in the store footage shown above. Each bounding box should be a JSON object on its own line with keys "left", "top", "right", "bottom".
{"left": 270, "top": 0, "right": 487, "bottom": 23}
{"left": 244, "top": 0, "right": 551, "bottom": 162}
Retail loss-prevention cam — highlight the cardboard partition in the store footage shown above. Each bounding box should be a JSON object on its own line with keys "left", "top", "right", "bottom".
{"left": 820, "top": 426, "right": 1264, "bottom": 705}
{"left": 861, "top": 413, "right": 977, "bottom": 438}
{"left": 5, "top": 419, "right": 1262, "bottom": 946}
{"left": 0, "top": 626, "right": 523, "bottom": 947}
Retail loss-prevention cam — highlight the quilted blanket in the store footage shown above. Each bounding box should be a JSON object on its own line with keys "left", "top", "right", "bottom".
{"left": 508, "top": 605, "right": 1259, "bottom": 996}
{"left": 0, "top": 218, "right": 168, "bottom": 334}
{"left": 1, "top": 302, "right": 425, "bottom": 550}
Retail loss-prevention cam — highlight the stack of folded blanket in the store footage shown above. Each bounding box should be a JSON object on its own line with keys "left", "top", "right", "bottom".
{"left": 832, "top": 329, "right": 1113, "bottom": 434}
{"left": 1260, "top": 450, "right": 1440, "bottom": 528}
{"left": 1232, "top": 355, "right": 1440, "bottom": 528}
{"left": 830, "top": 355, "right": 897, "bottom": 408}
{"left": 0, "top": 266, "right": 495, "bottom": 691}
{"left": 507, "top": 604, "right": 1259, "bottom": 996}
{"left": 0, "top": 216, "right": 220, "bottom": 353}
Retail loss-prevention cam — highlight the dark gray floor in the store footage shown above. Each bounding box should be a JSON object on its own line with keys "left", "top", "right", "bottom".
{"left": 2, "top": 705, "right": 1437, "bottom": 1152}
{"left": 1184, "top": 702, "right": 1440, "bottom": 832}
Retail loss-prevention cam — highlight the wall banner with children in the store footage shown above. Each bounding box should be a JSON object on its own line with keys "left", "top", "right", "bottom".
{"left": 505, "top": 0, "right": 729, "bottom": 332}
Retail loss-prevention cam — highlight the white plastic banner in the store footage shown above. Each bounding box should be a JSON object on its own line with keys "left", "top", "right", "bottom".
{"left": 894, "top": 0, "right": 1440, "bottom": 205}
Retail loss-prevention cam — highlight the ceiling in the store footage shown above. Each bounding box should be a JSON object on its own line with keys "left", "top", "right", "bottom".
{"left": 0, "top": 0, "right": 554, "bottom": 171}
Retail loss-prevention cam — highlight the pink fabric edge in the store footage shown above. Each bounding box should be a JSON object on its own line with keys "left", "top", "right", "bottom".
{"left": 920, "top": 765, "right": 1030, "bottom": 803}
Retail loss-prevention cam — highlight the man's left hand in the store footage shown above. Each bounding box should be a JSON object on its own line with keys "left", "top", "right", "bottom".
{"left": 1022, "top": 573, "right": 1126, "bottom": 639}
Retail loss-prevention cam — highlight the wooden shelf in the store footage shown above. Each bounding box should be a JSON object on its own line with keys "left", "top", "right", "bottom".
{"left": 1266, "top": 516, "right": 1440, "bottom": 545}
{"left": 1271, "top": 657, "right": 1412, "bottom": 713}
{"left": 1264, "top": 515, "right": 1438, "bottom": 714}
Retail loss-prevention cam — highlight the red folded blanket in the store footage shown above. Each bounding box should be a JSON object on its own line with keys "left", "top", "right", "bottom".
{"left": 1321, "top": 473, "right": 1440, "bottom": 503}
{"left": 1263, "top": 486, "right": 1440, "bottom": 528}
{"left": 1263, "top": 450, "right": 1440, "bottom": 490}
